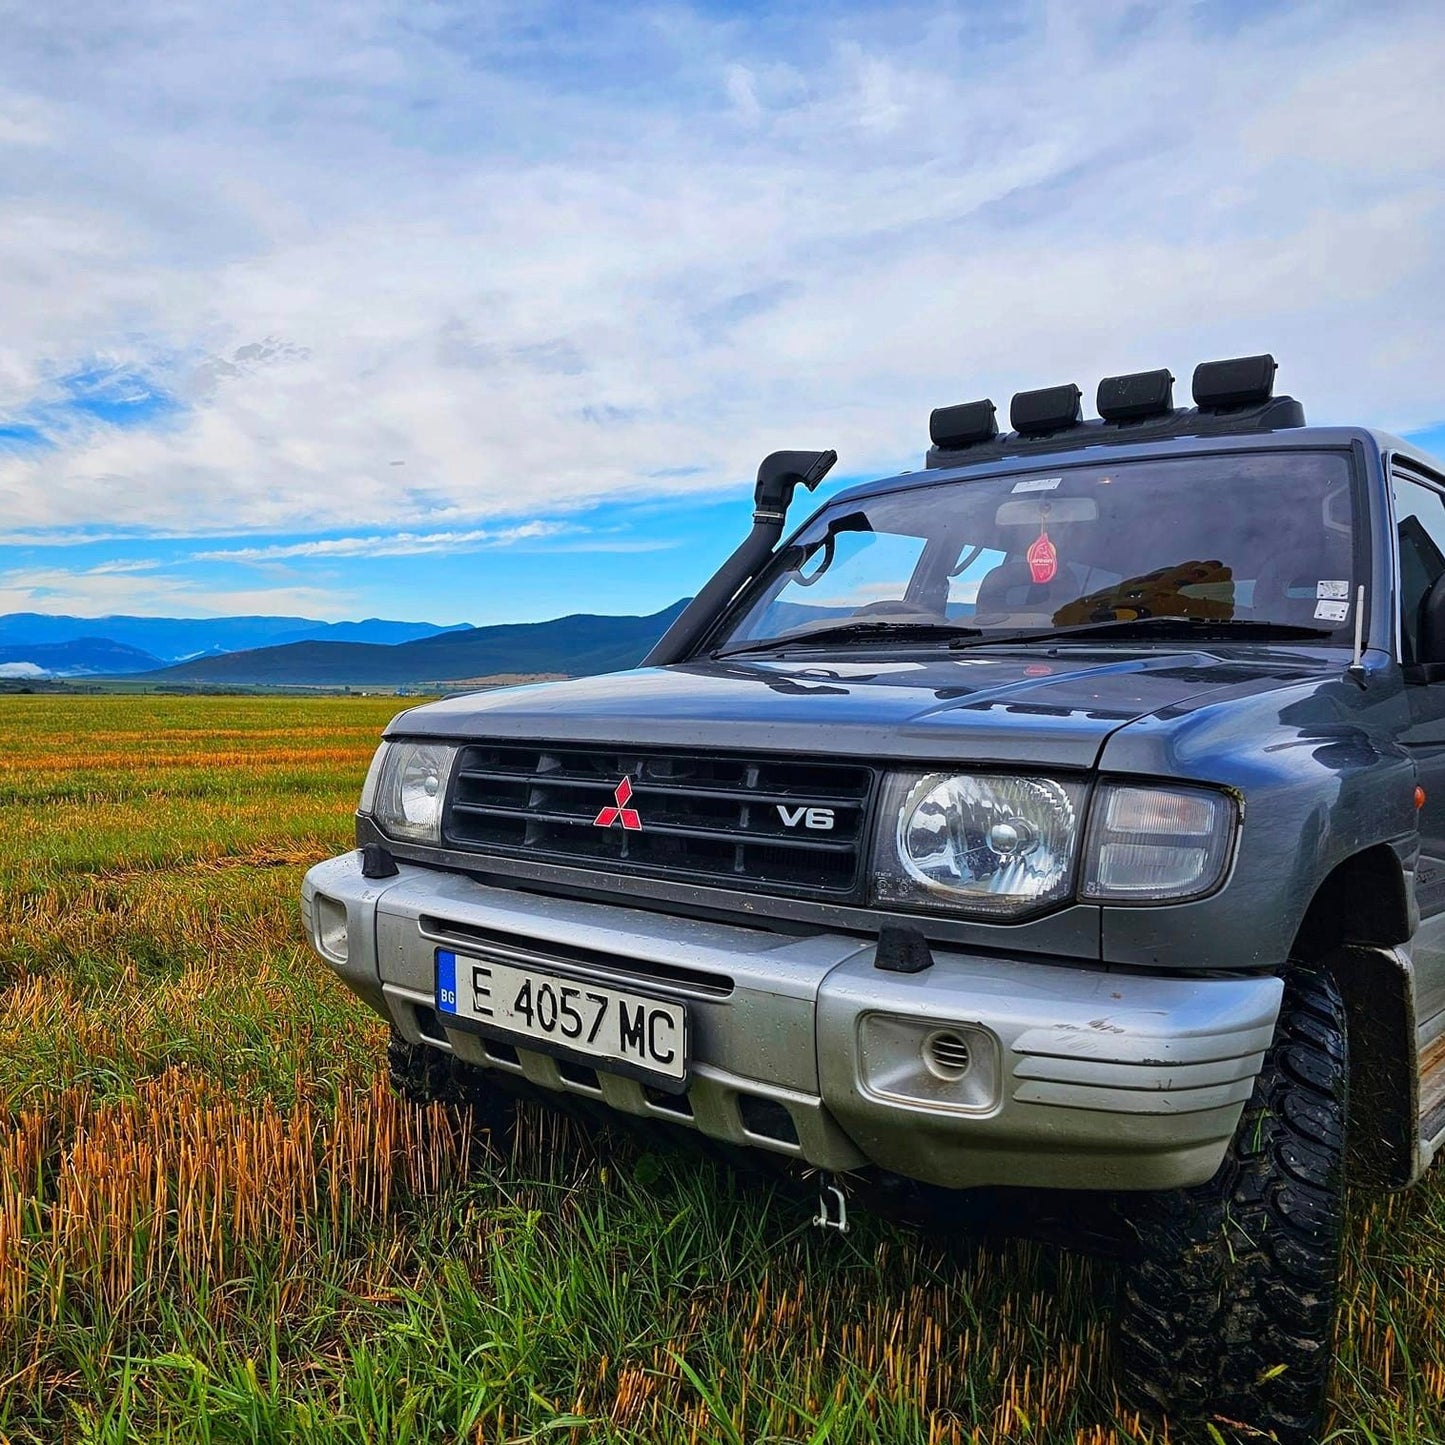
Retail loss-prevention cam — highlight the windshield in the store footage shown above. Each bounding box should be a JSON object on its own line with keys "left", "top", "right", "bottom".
{"left": 714, "top": 451, "right": 1359, "bottom": 653}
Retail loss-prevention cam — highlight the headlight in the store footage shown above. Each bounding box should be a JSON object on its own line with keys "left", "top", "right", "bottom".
{"left": 1080, "top": 783, "right": 1236, "bottom": 903}
{"left": 359, "top": 744, "right": 388, "bottom": 815}
{"left": 872, "top": 772, "right": 1085, "bottom": 916}
{"left": 366, "top": 741, "right": 457, "bottom": 843}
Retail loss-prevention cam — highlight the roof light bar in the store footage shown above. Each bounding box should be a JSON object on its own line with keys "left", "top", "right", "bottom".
{"left": 1011, "top": 383, "right": 1082, "bottom": 436}
{"left": 930, "top": 399, "right": 998, "bottom": 450}
{"left": 924, "top": 354, "right": 1303, "bottom": 468}
{"left": 1193, "top": 353, "right": 1277, "bottom": 411}
{"left": 1097, "top": 368, "right": 1174, "bottom": 422}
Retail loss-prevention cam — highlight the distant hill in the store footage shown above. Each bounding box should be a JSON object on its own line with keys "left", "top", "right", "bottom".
{"left": 0, "top": 638, "right": 165, "bottom": 677}
{"left": 0, "top": 613, "right": 467, "bottom": 664}
{"left": 140, "top": 601, "right": 690, "bottom": 686}
{"left": 267, "top": 619, "right": 473, "bottom": 648}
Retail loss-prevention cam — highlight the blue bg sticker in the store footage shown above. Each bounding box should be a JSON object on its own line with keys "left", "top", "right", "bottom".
{"left": 436, "top": 949, "right": 458, "bottom": 1013}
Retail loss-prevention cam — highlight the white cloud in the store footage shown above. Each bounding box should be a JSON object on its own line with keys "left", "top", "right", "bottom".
{"left": 1244, "top": 39, "right": 1445, "bottom": 176}
{"left": 0, "top": 96, "right": 53, "bottom": 147}
{"left": 0, "top": 563, "right": 351, "bottom": 619}
{"left": 0, "top": 529, "right": 206, "bottom": 546}
{"left": 0, "top": 662, "right": 46, "bottom": 678}
{"left": 191, "top": 521, "right": 564, "bottom": 562}
{"left": 81, "top": 558, "right": 163, "bottom": 575}
{"left": 0, "top": 0, "right": 1443, "bottom": 544}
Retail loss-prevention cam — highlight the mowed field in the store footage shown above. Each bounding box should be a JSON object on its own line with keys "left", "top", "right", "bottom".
{"left": 0, "top": 695, "right": 1442, "bottom": 1444}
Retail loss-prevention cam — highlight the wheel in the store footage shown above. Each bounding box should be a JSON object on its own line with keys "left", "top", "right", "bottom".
{"left": 386, "top": 1029, "right": 519, "bottom": 1137}
{"left": 1115, "top": 965, "right": 1349, "bottom": 1443}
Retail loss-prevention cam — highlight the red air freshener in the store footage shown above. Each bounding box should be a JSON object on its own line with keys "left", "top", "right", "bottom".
{"left": 1027, "top": 530, "right": 1058, "bottom": 584}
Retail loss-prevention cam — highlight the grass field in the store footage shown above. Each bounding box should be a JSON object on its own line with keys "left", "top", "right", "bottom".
{"left": 0, "top": 694, "right": 1442, "bottom": 1443}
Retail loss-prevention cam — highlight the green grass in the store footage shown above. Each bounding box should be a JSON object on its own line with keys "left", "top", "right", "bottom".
{"left": 0, "top": 694, "right": 1440, "bottom": 1443}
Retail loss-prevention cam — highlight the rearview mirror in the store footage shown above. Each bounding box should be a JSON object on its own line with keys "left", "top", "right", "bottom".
{"left": 994, "top": 497, "right": 1099, "bottom": 526}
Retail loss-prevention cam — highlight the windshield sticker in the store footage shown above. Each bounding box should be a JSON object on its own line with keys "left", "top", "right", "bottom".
{"left": 1027, "top": 530, "right": 1058, "bottom": 583}
{"left": 1315, "top": 599, "right": 1350, "bottom": 622}
{"left": 1317, "top": 580, "right": 1350, "bottom": 600}
{"left": 1012, "top": 476, "right": 1062, "bottom": 494}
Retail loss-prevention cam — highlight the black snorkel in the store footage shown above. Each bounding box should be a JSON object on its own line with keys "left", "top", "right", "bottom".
{"left": 640, "top": 448, "right": 837, "bottom": 666}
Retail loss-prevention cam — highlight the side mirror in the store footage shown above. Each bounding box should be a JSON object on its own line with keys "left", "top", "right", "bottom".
{"left": 1417, "top": 572, "right": 1445, "bottom": 667}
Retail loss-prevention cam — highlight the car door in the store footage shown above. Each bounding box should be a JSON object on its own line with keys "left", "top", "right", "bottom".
{"left": 1392, "top": 466, "right": 1445, "bottom": 1051}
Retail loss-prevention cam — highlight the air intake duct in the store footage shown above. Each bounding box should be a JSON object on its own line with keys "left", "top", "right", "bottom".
{"left": 641, "top": 449, "right": 836, "bottom": 666}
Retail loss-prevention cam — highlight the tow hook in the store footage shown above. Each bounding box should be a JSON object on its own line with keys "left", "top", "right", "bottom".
{"left": 813, "top": 1177, "right": 849, "bottom": 1233}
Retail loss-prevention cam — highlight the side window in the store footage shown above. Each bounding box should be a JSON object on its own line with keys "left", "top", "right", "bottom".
{"left": 1394, "top": 474, "right": 1445, "bottom": 663}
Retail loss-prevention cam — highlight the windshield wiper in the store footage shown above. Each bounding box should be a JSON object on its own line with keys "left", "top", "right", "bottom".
{"left": 948, "top": 616, "right": 1338, "bottom": 651}
{"left": 714, "top": 614, "right": 1337, "bottom": 661}
{"left": 713, "top": 620, "right": 984, "bottom": 659}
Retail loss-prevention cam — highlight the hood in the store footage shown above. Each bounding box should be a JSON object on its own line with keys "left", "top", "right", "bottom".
{"left": 389, "top": 649, "right": 1333, "bottom": 770}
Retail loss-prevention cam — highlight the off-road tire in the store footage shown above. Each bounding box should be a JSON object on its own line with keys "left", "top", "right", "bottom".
{"left": 1116, "top": 965, "right": 1349, "bottom": 1444}
{"left": 386, "top": 1030, "right": 519, "bottom": 1138}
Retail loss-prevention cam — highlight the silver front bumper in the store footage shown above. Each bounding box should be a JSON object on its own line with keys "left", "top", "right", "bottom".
{"left": 303, "top": 851, "right": 1283, "bottom": 1191}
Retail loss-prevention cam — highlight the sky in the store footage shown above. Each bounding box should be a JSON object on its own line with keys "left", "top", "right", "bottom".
{"left": 1, "top": 0, "right": 1444, "bottom": 626}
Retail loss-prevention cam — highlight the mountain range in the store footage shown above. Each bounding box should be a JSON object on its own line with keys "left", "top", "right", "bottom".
{"left": 0, "top": 639, "right": 166, "bottom": 678}
{"left": 0, "top": 612, "right": 469, "bottom": 670}
{"left": 0, "top": 603, "right": 689, "bottom": 686}
{"left": 145, "top": 602, "right": 689, "bottom": 685}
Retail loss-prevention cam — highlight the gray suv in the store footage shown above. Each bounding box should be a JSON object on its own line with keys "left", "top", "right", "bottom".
{"left": 303, "top": 355, "right": 1445, "bottom": 1442}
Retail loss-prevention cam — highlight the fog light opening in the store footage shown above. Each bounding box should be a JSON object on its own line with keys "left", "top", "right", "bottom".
{"left": 924, "top": 1031, "right": 972, "bottom": 1081}
{"left": 315, "top": 894, "right": 349, "bottom": 961}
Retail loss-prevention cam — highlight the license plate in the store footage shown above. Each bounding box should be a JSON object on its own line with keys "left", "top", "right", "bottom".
{"left": 435, "top": 949, "right": 688, "bottom": 1083}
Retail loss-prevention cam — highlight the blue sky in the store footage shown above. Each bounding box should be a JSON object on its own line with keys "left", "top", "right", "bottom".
{"left": 1, "top": 0, "right": 1444, "bottom": 625}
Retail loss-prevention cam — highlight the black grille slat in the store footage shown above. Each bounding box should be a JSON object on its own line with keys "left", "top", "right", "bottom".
{"left": 444, "top": 743, "right": 875, "bottom": 898}
{"left": 450, "top": 801, "right": 857, "bottom": 852}
{"left": 458, "top": 769, "right": 863, "bottom": 806}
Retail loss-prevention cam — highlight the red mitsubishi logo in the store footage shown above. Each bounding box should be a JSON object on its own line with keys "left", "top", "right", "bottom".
{"left": 593, "top": 776, "right": 642, "bottom": 830}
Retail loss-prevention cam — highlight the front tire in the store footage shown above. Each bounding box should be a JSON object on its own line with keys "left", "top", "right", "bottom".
{"left": 1116, "top": 965, "right": 1349, "bottom": 1443}
{"left": 386, "top": 1029, "right": 520, "bottom": 1138}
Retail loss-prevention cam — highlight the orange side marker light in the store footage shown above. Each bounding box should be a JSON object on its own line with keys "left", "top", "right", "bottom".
{"left": 1416, "top": 786, "right": 1427, "bottom": 810}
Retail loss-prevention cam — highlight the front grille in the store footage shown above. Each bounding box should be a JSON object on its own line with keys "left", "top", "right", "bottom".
{"left": 444, "top": 743, "right": 875, "bottom": 898}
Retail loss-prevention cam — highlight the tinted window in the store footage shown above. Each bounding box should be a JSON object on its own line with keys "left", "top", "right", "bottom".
{"left": 720, "top": 451, "right": 1359, "bottom": 651}
{"left": 1394, "top": 473, "right": 1445, "bottom": 664}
